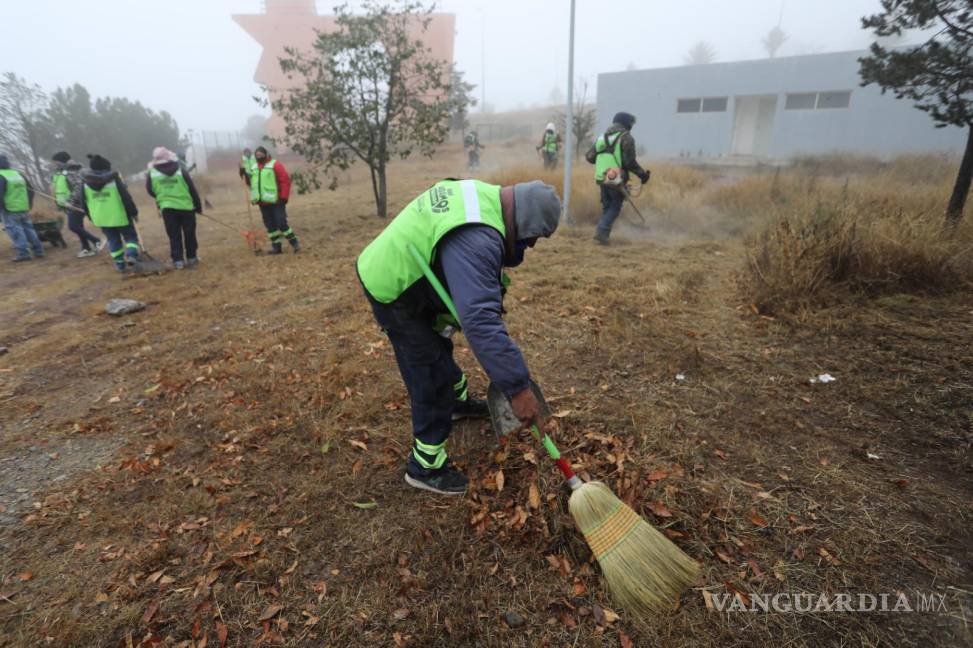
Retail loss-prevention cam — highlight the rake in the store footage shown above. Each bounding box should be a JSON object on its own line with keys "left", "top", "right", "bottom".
{"left": 407, "top": 243, "right": 699, "bottom": 616}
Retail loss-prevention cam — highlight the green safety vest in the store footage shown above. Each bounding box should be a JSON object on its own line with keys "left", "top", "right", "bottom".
{"left": 543, "top": 131, "right": 559, "bottom": 153}
{"left": 594, "top": 131, "right": 624, "bottom": 183}
{"left": 357, "top": 179, "right": 506, "bottom": 305}
{"left": 241, "top": 154, "right": 257, "bottom": 177}
{"left": 251, "top": 160, "right": 279, "bottom": 204}
{"left": 53, "top": 171, "right": 71, "bottom": 207}
{"left": 150, "top": 168, "right": 195, "bottom": 211}
{"left": 84, "top": 180, "right": 129, "bottom": 227}
{"left": 0, "top": 169, "right": 30, "bottom": 213}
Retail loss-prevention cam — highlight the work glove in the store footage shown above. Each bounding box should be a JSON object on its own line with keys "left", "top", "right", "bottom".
{"left": 511, "top": 386, "right": 544, "bottom": 432}
{"left": 639, "top": 170, "right": 651, "bottom": 184}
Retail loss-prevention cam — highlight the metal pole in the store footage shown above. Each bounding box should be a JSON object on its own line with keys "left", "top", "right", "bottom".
{"left": 480, "top": 7, "right": 486, "bottom": 112}
{"left": 562, "top": 0, "right": 576, "bottom": 224}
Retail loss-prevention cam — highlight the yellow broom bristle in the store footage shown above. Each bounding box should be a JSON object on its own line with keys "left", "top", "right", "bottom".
{"left": 569, "top": 481, "right": 699, "bottom": 616}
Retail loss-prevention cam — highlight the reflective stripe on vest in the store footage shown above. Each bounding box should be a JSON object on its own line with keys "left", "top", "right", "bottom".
{"left": 53, "top": 172, "right": 71, "bottom": 207}
{"left": 594, "top": 131, "right": 624, "bottom": 183}
{"left": 0, "top": 169, "right": 30, "bottom": 212}
{"left": 251, "top": 160, "right": 279, "bottom": 204}
{"left": 84, "top": 180, "right": 129, "bottom": 228}
{"left": 356, "top": 179, "right": 506, "bottom": 304}
{"left": 543, "top": 131, "right": 558, "bottom": 153}
{"left": 150, "top": 168, "right": 195, "bottom": 211}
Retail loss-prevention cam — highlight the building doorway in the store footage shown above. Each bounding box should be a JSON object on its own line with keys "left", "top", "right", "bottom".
{"left": 731, "top": 95, "right": 778, "bottom": 156}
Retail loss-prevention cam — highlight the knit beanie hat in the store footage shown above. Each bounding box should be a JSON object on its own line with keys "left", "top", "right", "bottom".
{"left": 612, "top": 112, "right": 636, "bottom": 130}
{"left": 88, "top": 154, "right": 111, "bottom": 171}
{"left": 512, "top": 181, "right": 561, "bottom": 240}
{"left": 52, "top": 151, "right": 71, "bottom": 164}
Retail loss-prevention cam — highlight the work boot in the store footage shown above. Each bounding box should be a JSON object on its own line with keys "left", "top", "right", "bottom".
{"left": 405, "top": 462, "right": 468, "bottom": 496}
{"left": 268, "top": 243, "right": 283, "bottom": 255}
{"left": 593, "top": 232, "right": 610, "bottom": 246}
{"left": 288, "top": 238, "right": 301, "bottom": 253}
{"left": 452, "top": 397, "right": 490, "bottom": 421}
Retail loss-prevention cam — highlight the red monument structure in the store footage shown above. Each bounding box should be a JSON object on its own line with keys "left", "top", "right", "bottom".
{"left": 233, "top": 0, "right": 456, "bottom": 138}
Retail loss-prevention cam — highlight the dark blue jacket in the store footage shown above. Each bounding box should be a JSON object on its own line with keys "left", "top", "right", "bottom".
{"left": 436, "top": 225, "right": 530, "bottom": 396}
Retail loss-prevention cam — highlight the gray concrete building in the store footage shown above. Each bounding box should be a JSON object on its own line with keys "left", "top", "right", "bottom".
{"left": 596, "top": 50, "right": 967, "bottom": 160}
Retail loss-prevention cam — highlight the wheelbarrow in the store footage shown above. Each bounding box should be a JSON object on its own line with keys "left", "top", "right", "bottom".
{"left": 32, "top": 214, "right": 68, "bottom": 248}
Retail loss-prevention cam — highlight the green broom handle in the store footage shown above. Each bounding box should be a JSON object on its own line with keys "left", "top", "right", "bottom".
{"left": 407, "top": 243, "right": 460, "bottom": 323}
{"left": 407, "top": 243, "right": 579, "bottom": 487}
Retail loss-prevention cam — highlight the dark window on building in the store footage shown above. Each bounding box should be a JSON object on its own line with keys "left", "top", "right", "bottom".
{"left": 701, "top": 97, "right": 728, "bottom": 112}
{"left": 817, "top": 91, "right": 852, "bottom": 109}
{"left": 784, "top": 93, "right": 817, "bottom": 110}
{"left": 677, "top": 98, "right": 702, "bottom": 113}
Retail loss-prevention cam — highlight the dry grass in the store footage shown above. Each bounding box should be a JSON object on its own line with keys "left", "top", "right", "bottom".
{"left": 727, "top": 159, "right": 973, "bottom": 313}
{"left": 0, "top": 145, "right": 971, "bottom": 647}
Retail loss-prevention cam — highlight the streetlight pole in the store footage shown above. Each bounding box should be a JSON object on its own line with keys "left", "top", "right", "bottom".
{"left": 562, "top": 0, "right": 577, "bottom": 224}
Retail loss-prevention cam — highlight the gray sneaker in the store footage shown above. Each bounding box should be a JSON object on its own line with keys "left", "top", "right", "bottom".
{"left": 405, "top": 463, "right": 468, "bottom": 496}
{"left": 173, "top": 260, "right": 185, "bottom": 270}
{"left": 186, "top": 257, "right": 199, "bottom": 268}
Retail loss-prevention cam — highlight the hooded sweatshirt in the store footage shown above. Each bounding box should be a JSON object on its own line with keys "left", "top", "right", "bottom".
{"left": 145, "top": 161, "right": 203, "bottom": 213}
{"left": 0, "top": 154, "right": 35, "bottom": 212}
{"left": 71, "top": 169, "right": 139, "bottom": 223}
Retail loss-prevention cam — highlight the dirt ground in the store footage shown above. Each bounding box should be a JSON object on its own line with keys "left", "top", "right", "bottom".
{"left": 0, "top": 147, "right": 970, "bottom": 647}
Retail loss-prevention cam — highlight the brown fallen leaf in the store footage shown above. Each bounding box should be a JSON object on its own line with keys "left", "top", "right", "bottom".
{"left": 714, "top": 449, "right": 728, "bottom": 460}
{"left": 558, "top": 611, "right": 577, "bottom": 629}
{"left": 348, "top": 439, "right": 368, "bottom": 452}
{"left": 141, "top": 600, "right": 159, "bottom": 625}
{"left": 216, "top": 621, "right": 228, "bottom": 647}
{"left": 495, "top": 470, "right": 505, "bottom": 493}
{"left": 620, "top": 630, "right": 635, "bottom": 648}
{"left": 646, "top": 470, "right": 669, "bottom": 482}
{"left": 714, "top": 550, "right": 733, "bottom": 565}
{"left": 747, "top": 509, "right": 768, "bottom": 527}
{"left": 647, "top": 500, "right": 672, "bottom": 517}
{"left": 819, "top": 547, "right": 840, "bottom": 566}
{"left": 790, "top": 525, "right": 814, "bottom": 535}
{"left": 16, "top": 571, "right": 33, "bottom": 582}
{"left": 392, "top": 608, "right": 410, "bottom": 621}
{"left": 528, "top": 483, "right": 541, "bottom": 510}
{"left": 146, "top": 569, "right": 165, "bottom": 584}
{"left": 258, "top": 604, "right": 284, "bottom": 622}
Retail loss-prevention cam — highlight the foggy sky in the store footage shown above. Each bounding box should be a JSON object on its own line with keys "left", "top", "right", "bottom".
{"left": 2, "top": 0, "right": 893, "bottom": 134}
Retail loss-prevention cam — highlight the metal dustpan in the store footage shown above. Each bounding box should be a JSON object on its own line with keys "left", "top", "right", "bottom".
{"left": 131, "top": 221, "right": 166, "bottom": 274}
{"left": 486, "top": 379, "right": 551, "bottom": 440}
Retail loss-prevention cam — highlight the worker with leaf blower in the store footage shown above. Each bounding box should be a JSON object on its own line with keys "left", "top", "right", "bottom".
{"left": 251, "top": 146, "right": 300, "bottom": 254}
{"left": 0, "top": 153, "right": 44, "bottom": 263}
{"left": 146, "top": 147, "right": 203, "bottom": 270}
{"left": 71, "top": 155, "right": 140, "bottom": 273}
{"left": 357, "top": 179, "right": 560, "bottom": 495}
{"left": 586, "top": 111, "right": 650, "bottom": 245}
{"left": 52, "top": 151, "right": 103, "bottom": 258}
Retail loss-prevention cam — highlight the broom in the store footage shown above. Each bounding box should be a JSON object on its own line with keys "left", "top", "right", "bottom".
{"left": 407, "top": 243, "right": 699, "bottom": 615}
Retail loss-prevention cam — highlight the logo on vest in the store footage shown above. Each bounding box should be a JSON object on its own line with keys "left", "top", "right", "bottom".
{"left": 427, "top": 185, "right": 454, "bottom": 214}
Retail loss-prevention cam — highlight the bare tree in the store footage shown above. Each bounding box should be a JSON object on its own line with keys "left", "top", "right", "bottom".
{"left": 0, "top": 73, "right": 52, "bottom": 190}
{"left": 555, "top": 79, "right": 596, "bottom": 160}
{"left": 683, "top": 41, "right": 717, "bottom": 65}
{"left": 763, "top": 25, "right": 788, "bottom": 58}
{"left": 271, "top": 0, "right": 468, "bottom": 218}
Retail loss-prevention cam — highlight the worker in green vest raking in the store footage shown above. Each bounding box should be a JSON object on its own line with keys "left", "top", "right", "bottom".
{"left": 71, "top": 154, "right": 141, "bottom": 273}
{"left": 251, "top": 146, "right": 300, "bottom": 254}
{"left": 357, "top": 179, "right": 561, "bottom": 495}
{"left": 0, "top": 153, "right": 44, "bottom": 262}
{"left": 536, "top": 122, "right": 562, "bottom": 170}
{"left": 146, "top": 147, "right": 203, "bottom": 269}
{"left": 52, "top": 151, "right": 103, "bottom": 257}
{"left": 585, "top": 111, "right": 650, "bottom": 245}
